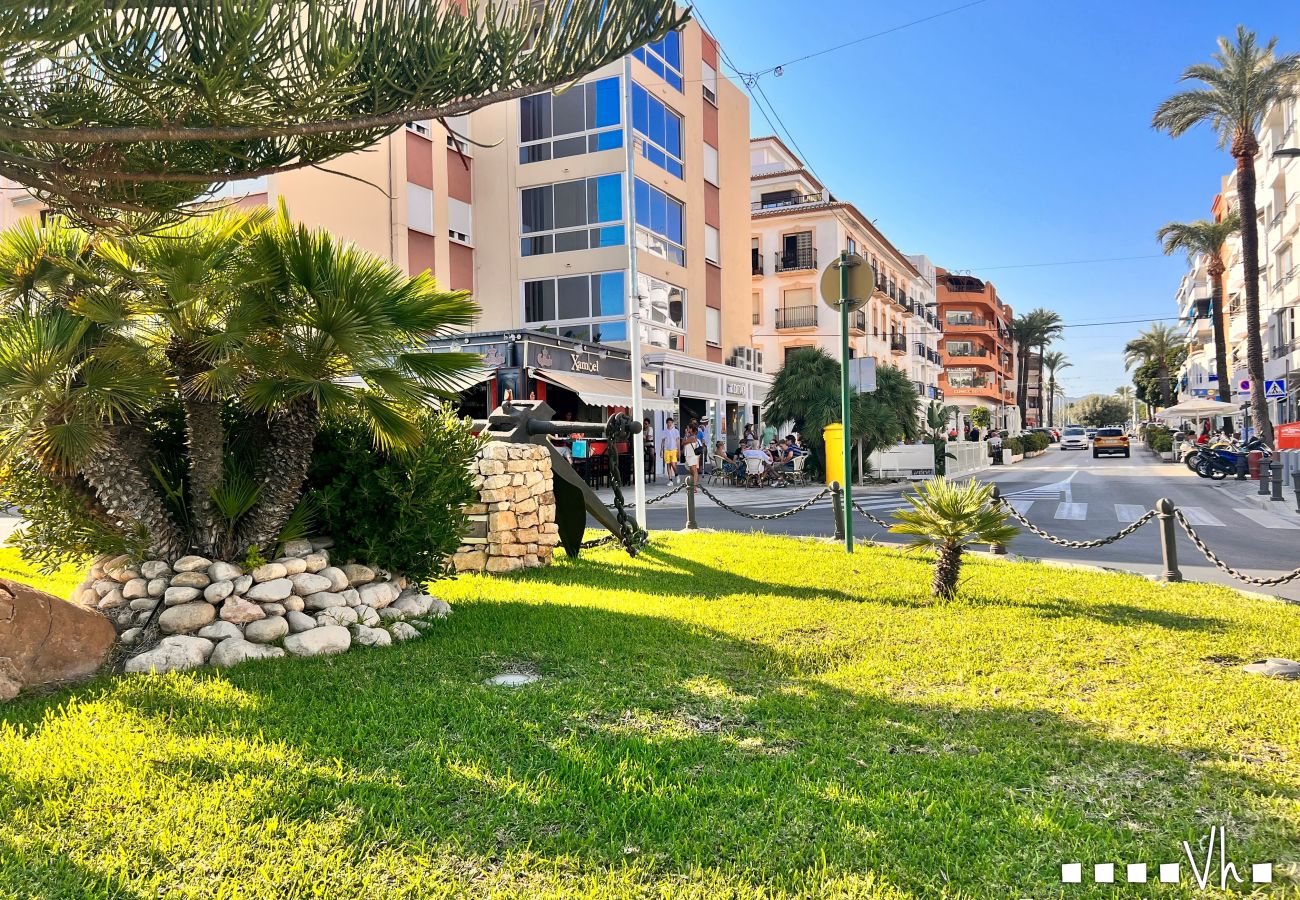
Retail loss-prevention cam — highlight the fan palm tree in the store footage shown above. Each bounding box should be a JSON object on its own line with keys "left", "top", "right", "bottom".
{"left": 1009, "top": 309, "right": 1063, "bottom": 427}
{"left": 1153, "top": 27, "right": 1300, "bottom": 446}
{"left": 890, "top": 477, "right": 1018, "bottom": 600}
{"left": 0, "top": 208, "right": 480, "bottom": 560}
{"left": 1042, "top": 351, "right": 1071, "bottom": 428}
{"left": 1124, "top": 323, "right": 1185, "bottom": 409}
{"left": 1156, "top": 213, "right": 1241, "bottom": 405}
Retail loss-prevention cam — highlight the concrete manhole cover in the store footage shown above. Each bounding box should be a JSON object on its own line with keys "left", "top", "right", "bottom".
{"left": 484, "top": 673, "right": 540, "bottom": 687}
{"left": 1242, "top": 658, "right": 1300, "bottom": 680}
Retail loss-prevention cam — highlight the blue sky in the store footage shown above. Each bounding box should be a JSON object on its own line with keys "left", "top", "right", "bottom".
{"left": 696, "top": 0, "right": 1300, "bottom": 397}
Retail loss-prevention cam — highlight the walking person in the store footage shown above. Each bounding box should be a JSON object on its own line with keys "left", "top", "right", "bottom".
{"left": 681, "top": 424, "right": 701, "bottom": 489}
{"left": 697, "top": 417, "right": 711, "bottom": 474}
{"left": 660, "top": 416, "right": 681, "bottom": 486}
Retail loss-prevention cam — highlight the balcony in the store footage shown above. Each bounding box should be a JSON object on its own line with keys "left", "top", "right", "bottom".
{"left": 945, "top": 316, "right": 988, "bottom": 331}
{"left": 775, "top": 305, "right": 818, "bottom": 329}
{"left": 851, "top": 310, "right": 867, "bottom": 332}
{"left": 774, "top": 247, "right": 817, "bottom": 273}
{"left": 752, "top": 192, "right": 825, "bottom": 212}
{"left": 889, "top": 335, "right": 907, "bottom": 355}
{"left": 751, "top": 257, "right": 764, "bottom": 277}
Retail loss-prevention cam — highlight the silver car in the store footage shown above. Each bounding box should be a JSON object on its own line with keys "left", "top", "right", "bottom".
{"left": 1060, "top": 427, "right": 1088, "bottom": 450}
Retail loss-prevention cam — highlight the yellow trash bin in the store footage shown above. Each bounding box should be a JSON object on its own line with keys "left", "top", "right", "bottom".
{"left": 822, "top": 422, "right": 844, "bottom": 486}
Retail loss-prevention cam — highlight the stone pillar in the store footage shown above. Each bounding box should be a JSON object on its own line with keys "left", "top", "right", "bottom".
{"left": 452, "top": 442, "right": 558, "bottom": 574}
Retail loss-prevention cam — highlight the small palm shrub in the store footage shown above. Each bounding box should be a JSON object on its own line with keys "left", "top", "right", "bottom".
{"left": 890, "top": 478, "right": 1019, "bottom": 600}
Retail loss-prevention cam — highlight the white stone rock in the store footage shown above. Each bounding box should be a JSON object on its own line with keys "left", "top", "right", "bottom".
{"left": 283, "top": 625, "right": 351, "bottom": 657}
{"left": 250, "top": 562, "right": 287, "bottom": 583}
{"left": 425, "top": 597, "right": 451, "bottom": 618}
{"left": 163, "top": 586, "right": 202, "bottom": 606}
{"left": 282, "top": 596, "right": 305, "bottom": 613}
{"left": 170, "top": 571, "right": 210, "bottom": 589}
{"left": 310, "top": 536, "right": 334, "bottom": 550}
{"left": 273, "top": 556, "right": 308, "bottom": 576}
{"left": 120, "top": 627, "right": 143, "bottom": 645}
{"left": 316, "top": 606, "right": 359, "bottom": 627}
{"left": 204, "top": 580, "right": 235, "bottom": 602}
{"left": 317, "top": 567, "right": 350, "bottom": 592}
{"left": 377, "top": 607, "right": 407, "bottom": 622}
{"left": 97, "top": 588, "right": 126, "bottom": 610}
{"left": 483, "top": 672, "right": 539, "bottom": 687}
{"left": 116, "top": 608, "right": 137, "bottom": 627}
{"left": 173, "top": 555, "right": 212, "bottom": 573}
{"left": 340, "top": 588, "right": 361, "bottom": 608}
{"left": 246, "top": 578, "right": 293, "bottom": 602}
{"left": 210, "top": 637, "right": 286, "bottom": 668}
{"left": 357, "top": 605, "right": 380, "bottom": 627}
{"left": 197, "top": 621, "right": 244, "bottom": 642}
{"left": 303, "top": 591, "right": 342, "bottom": 611}
{"left": 92, "top": 578, "right": 119, "bottom": 597}
{"left": 286, "top": 611, "right": 318, "bottom": 633}
{"left": 158, "top": 601, "right": 216, "bottom": 634}
{"left": 121, "top": 578, "right": 149, "bottom": 600}
{"left": 357, "top": 581, "right": 397, "bottom": 609}
{"left": 351, "top": 624, "right": 392, "bottom": 648}
{"left": 342, "top": 564, "right": 375, "bottom": 586}
{"left": 302, "top": 552, "right": 328, "bottom": 573}
{"left": 125, "top": 637, "right": 212, "bottom": 674}
{"left": 163, "top": 634, "right": 216, "bottom": 661}
{"left": 390, "top": 622, "right": 421, "bottom": 642}
{"left": 128, "top": 597, "right": 158, "bottom": 612}
{"left": 110, "top": 567, "right": 141, "bottom": 584}
{"left": 281, "top": 539, "right": 314, "bottom": 558}
{"left": 207, "top": 561, "right": 242, "bottom": 582}
{"left": 245, "top": 616, "right": 289, "bottom": 643}
{"left": 219, "top": 596, "right": 265, "bottom": 624}
{"left": 289, "top": 572, "right": 332, "bottom": 596}
{"left": 147, "top": 577, "right": 168, "bottom": 597}
{"left": 233, "top": 574, "right": 253, "bottom": 594}
{"left": 261, "top": 602, "right": 287, "bottom": 617}
{"left": 140, "top": 560, "right": 173, "bottom": 579}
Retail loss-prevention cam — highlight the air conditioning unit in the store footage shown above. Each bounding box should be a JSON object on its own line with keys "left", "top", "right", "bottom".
{"left": 753, "top": 349, "right": 764, "bottom": 373}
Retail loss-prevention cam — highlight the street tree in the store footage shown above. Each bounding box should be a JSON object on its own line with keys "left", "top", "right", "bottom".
{"left": 1072, "top": 394, "right": 1130, "bottom": 428}
{"left": 1153, "top": 26, "right": 1300, "bottom": 446}
{"left": 0, "top": 1, "right": 686, "bottom": 226}
{"left": 1124, "top": 323, "right": 1185, "bottom": 409}
{"left": 1009, "top": 309, "right": 1063, "bottom": 426}
{"left": 1156, "top": 213, "right": 1240, "bottom": 404}
{"left": 1042, "top": 351, "right": 1071, "bottom": 428}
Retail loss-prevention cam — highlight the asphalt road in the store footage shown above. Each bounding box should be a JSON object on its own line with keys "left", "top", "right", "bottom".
{"left": 611, "top": 447, "right": 1300, "bottom": 602}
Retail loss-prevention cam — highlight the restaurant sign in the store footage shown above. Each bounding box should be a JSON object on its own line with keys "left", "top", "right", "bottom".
{"left": 725, "top": 382, "right": 748, "bottom": 398}
{"left": 528, "top": 343, "right": 632, "bottom": 381}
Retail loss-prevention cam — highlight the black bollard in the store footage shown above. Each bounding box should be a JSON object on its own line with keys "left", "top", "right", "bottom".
{"left": 1259, "top": 455, "right": 1271, "bottom": 495}
{"left": 988, "top": 485, "right": 1008, "bottom": 555}
{"left": 1155, "top": 498, "right": 1182, "bottom": 583}
{"left": 831, "top": 481, "right": 845, "bottom": 542}
{"left": 1272, "top": 459, "right": 1285, "bottom": 502}
{"left": 1293, "top": 472, "right": 1300, "bottom": 515}
{"left": 685, "top": 472, "right": 698, "bottom": 529}
{"left": 1235, "top": 452, "right": 1248, "bottom": 481}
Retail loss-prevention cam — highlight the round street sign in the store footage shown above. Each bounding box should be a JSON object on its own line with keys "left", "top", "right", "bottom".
{"left": 819, "top": 253, "right": 874, "bottom": 312}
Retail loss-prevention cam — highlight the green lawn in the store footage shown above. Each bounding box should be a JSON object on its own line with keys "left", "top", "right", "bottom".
{"left": 2, "top": 533, "right": 1298, "bottom": 898}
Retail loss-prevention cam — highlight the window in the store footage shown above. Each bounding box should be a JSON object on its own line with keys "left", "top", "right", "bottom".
{"left": 634, "top": 178, "right": 685, "bottom": 265}
{"left": 636, "top": 272, "right": 687, "bottom": 351}
{"left": 945, "top": 310, "right": 979, "bottom": 326}
{"left": 443, "top": 114, "right": 471, "bottom": 154}
{"left": 706, "top": 307, "right": 721, "bottom": 346}
{"left": 519, "top": 76, "right": 622, "bottom": 164}
{"left": 406, "top": 120, "right": 431, "bottom": 137}
{"left": 632, "top": 83, "right": 684, "bottom": 177}
{"left": 632, "top": 30, "right": 682, "bottom": 91}
{"left": 752, "top": 290, "right": 761, "bottom": 324}
{"left": 523, "top": 271, "right": 627, "bottom": 342}
{"left": 704, "top": 224, "right": 720, "bottom": 264}
{"left": 703, "top": 143, "right": 719, "bottom": 186}
{"left": 751, "top": 237, "right": 761, "bottom": 275}
{"left": 846, "top": 237, "right": 857, "bottom": 256}
{"left": 701, "top": 60, "right": 718, "bottom": 105}
{"left": 946, "top": 341, "right": 975, "bottom": 356}
{"left": 407, "top": 183, "right": 434, "bottom": 235}
{"left": 448, "top": 198, "right": 472, "bottom": 245}
{"left": 206, "top": 176, "right": 268, "bottom": 201}
{"left": 520, "top": 175, "right": 624, "bottom": 256}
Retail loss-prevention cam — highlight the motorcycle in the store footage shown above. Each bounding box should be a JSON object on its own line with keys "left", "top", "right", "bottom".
{"left": 1194, "top": 437, "right": 1269, "bottom": 480}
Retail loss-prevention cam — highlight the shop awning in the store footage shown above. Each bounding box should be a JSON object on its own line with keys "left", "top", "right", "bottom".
{"left": 534, "top": 369, "right": 675, "bottom": 411}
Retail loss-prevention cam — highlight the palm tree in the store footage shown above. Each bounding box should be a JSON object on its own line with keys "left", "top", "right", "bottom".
{"left": 1124, "top": 323, "right": 1185, "bottom": 410}
{"left": 1009, "top": 309, "right": 1063, "bottom": 427}
{"left": 1042, "top": 351, "right": 1071, "bottom": 429}
{"left": 1153, "top": 27, "right": 1300, "bottom": 446}
{"left": 1156, "top": 213, "right": 1241, "bottom": 405}
{"left": 0, "top": 209, "right": 480, "bottom": 560}
{"left": 890, "top": 477, "right": 1018, "bottom": 600}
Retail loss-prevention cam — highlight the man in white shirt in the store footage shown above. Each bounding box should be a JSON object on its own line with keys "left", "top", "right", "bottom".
{"left": 660, "top": 417, "right": 681, "bottom": 485}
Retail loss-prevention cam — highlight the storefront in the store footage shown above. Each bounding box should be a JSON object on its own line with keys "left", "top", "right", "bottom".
{"left": 643, "top": 350, "right": 774, "bottom": 453}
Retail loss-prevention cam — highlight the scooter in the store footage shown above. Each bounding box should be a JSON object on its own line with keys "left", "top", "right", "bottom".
{"left": 1194, "top": 437, "right": 1269, "bottom": 480}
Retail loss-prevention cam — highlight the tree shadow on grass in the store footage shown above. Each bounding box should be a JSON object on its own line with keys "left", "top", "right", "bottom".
{"left": 1024, "top": 597, "right": 1229, "bottom": 633}
{"left": 4, "top": 600, "right": 1296, "bottom": 899}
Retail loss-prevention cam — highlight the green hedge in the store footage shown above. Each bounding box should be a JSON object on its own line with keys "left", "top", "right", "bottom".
{"left": 1002, "top": 436, "right": 1024, "bottom": 456}
{"left": 1023, "top": 432, "right": 1050, "bottom": 453}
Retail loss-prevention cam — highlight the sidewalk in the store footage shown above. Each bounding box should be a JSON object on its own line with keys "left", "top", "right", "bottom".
{"left": 594, "top": 478, "right": 902, "bottom": 509}
{"left": 1209, "top": 475, "right": 1300, "bottom": 519}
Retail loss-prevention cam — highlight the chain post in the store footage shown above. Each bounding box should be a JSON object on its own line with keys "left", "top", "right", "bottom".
{"left": 1293, "top": 472, "right": 1300, "bottom": 515}
{"left": 685, "top": 472, "right": 698, "bottom": 529}
{"left": 1258, "top": 456, "right": 1271, "bottom": 495}
{"left": 988, "top": 486, "right": 1008, "bottom": 555}
{"left": 831, "top": 481, "right": 845, "bottom": 542}
{"left": 1271, "top": 459, "right": 1284, "bottom": 502}
{"left": 1235, "top": 451, "right": 1248, "bottom": 481}
{"left": 1156, "top": 498, "right": 1182, "bottom": 583}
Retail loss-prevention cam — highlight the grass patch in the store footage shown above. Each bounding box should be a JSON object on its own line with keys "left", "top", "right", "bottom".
{"left": 1, "top": 532, "right": 1298, "bottom": 897}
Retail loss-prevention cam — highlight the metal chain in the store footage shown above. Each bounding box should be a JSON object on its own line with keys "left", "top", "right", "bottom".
{"left": 605, "top": 433, "right": 648, "bottom": 553}
{"left": 997, "top": 498, "right": 1157, "bottom": 549}
{"left": 1173, "top": 509, "right": 1300, "bottom": 586}
{"left": 694, "top": 483, "right": 832, "bottom": 520}
{"left": 645, "top": 480, "right": 688, "bottom": 505}
{"left": 850, "top": 500, "right": 891, "bottom": 528}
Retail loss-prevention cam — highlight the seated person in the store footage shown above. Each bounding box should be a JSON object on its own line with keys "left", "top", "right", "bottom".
{"left": 773, "top": 440, "right": 796, "bottom": 469}
{"left": 741, "top": 441, "right": 776, "bottom": 477}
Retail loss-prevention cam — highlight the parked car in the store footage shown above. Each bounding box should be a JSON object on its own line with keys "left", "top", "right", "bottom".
{"left": 1029, "top": 427, "right": 1058, "bottom": 444}
{"left": 1085, "top": 428, "right": 1098, "bottom": 441}
{"left": 1092, "top": 427, "right": 1130, "bottom": 458}
{"left": 1060, "top": 427, "right": 1088, "bottom": 450}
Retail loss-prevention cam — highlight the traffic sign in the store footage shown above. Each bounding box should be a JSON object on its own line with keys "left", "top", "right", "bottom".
{"left": 1236, "top": 378, "right": 1250, "bottom": 394}
{"left": 819, "top": 253, "right": 874, "bottom": 312}
{"left": 1265, "top": 378, "right": 1287, "bottom": 399}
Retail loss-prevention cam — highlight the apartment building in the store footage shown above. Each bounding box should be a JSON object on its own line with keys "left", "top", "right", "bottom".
{"left": 1173, "top": 252, "right": 1218, "bottom": 401}
{"left": 0, "top": 19, "right": 775, "bottom": 442}
{"left": 934, "top": 268, "right": 1019, "bottom": 434}
{"left": 1260, "top": 95, "right": 1299, "bottom": 425}
{"left": 748, "top": 136, "right": 943, "bottom": 406}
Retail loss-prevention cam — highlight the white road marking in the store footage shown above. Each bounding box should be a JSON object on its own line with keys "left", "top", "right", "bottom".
{"left": 1054, "top": 502, "right": 1087, "bottom": 520}
{"left": 1233, "top": 508, "right": 1300, "bottom": 530}
{"left": 1114, "top": 504, "right": 1147, "bottom": 523}
{"left": 1009, "top": 500, "right": 1035, "bottom": 515}
{"left": 1180, "top": 506, "right": 1225, "bottom": 527}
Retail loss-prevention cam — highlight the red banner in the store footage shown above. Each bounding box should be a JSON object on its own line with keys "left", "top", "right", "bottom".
{"left": 1277, "top": 422, "right": 1300, "bottom": 450}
